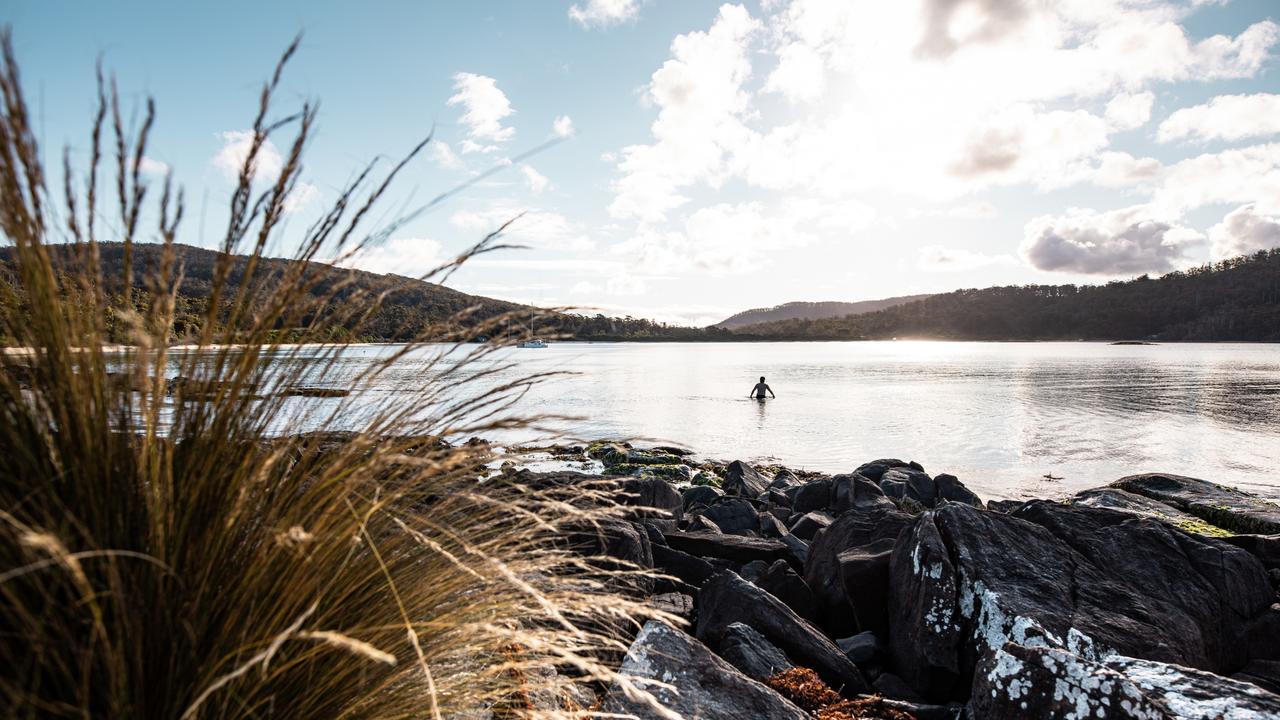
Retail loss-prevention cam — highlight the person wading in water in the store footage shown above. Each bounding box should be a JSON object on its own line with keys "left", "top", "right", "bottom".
{"left": 750, "top": 376, "right": 776, "bottom": 400}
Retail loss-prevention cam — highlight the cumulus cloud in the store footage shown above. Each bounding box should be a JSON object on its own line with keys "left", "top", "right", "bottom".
{"left": 447, "top": 73, "right": 515, "bottom": 149}
{"left": 1157, "top": 93, "right": 1280, "bottom": 144}
{"left": 211, "top": 130, "right": 283, "bottom": 181}
{"left": 520, "top": 165, "right": 549, "bottom": 194}
{"left": 918, "top": 245, "right": 1017, "bottom": 272}
{"left": 1105, "top": 91, "right": 1155, "bottom": 131}
{"left": 915, "top": 0, "right": 1032, "bottom": 60}
{"left": 1151, "top": 142, "right": 1280, "bottom": 216}
{"left": 138, "top": 156, "right": 170, "bottom": 177}
{"left": 553, "top": 115, "right": 575, "bottom": 137}
{"left": 341, "top": 237, "right": 446, "bottom": 277}
{"left": 569, "top": 0, "right": 642, "bottom": 29}
{"left": 450, "top": 203, "right": 592, "bottom": 251}
{"left": 1208, "top": 204, "right": 1280, "bottom": 260}
{"left": 430, "top": 141, "right": 463, "bottom": 170}
{"left": 1021, "top": 205, "right": 1202, "bottom": 275}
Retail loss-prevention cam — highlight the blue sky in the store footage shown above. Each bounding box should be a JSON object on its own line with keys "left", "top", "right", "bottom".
{"left": 6, "top": 0, "right": 1280, "bottom": 324}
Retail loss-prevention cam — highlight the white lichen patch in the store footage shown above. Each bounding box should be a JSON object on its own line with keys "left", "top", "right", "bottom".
{"left": 1107, "top": 656, "right": 1280, "bottom": 720}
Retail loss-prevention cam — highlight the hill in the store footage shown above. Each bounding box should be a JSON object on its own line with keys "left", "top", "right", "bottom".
{"left": 713, "top": 295, "right": 934, "bottom": 329}
{"left": 731, "top": 249, "right": 1280, "bottom": 342}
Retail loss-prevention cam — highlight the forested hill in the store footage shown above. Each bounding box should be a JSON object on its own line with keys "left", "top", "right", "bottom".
{"left": 731, "top": 249, "right": 1280, "bottom": 342}
{"left": 0, "top": 243, "right": 717, "bottom": 343}
{"left": 714, "top": 295, "right": 934, "bottom": 329}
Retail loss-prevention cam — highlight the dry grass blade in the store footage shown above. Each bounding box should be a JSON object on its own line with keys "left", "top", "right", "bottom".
{"left": 0, "top": 29, "right": 668, "bottom": 720}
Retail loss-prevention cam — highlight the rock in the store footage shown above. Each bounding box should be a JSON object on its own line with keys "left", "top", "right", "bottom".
{"left": 757, "top": 559, "right": 819, "bottom": 622}
{"left": 986, "top": 499, "right": 1025, "bottom": 513}
{"left": 600, "top": 621, "right": 809, "bottom": 720}
{"left": 764, "top": 489, "right": 793, "bottom": 507}
{"left": 759, "top": 512, "right": 789, "bottom": 539}
{"left": 740, "top": 559, "right": 771, "bottom": 583}
{"left": 838, "top": 543, "right": 895, "bottom": 636}
{"left": 699, "top": 497, "right": 760, "bottom": 536}
{"left": 804, "top": 507, "right": 913, "bottom": 638}
{"left": 567, "top": 519, "right": 653, "bottom": 596}
{"left": 1225, "top": 534, "right": 1280, "bottom": 572}
{"left": 641, "top": 522, "right": 666, "bottom": 546}
{"left": 771, "top": 468, "right": 803, "bottom": 490}
{"left": 854, "top": 459, "right": 913, "bottom": 482}
{"left": 647, "top": 592, "right": 695, "bottom": 622}
{"left": 663, "top": 530, "right": 796, "bottom": 566}
{"left": 718, "top": 622, "right": 795, "bottom": 682}
{"left": 696, "top": 571, "right": 870, "bottom": 695}
{"left": 830, "top": 473, "right": 897, "bottom": 513}
{"left": 652, "top": 543, "right": 716, "bottom": 591}
{"left": 789, "top": 511, "right": 833, "bottom": 541}
{"left": 791, "top": 479, "right": 833, "bottom": 514}
{"left": 837, "top": 631, "right": 883, "bottom": 667}
{"left": 934, "top": 473, "right": 982, "bottom": 507}
{"left": 625, "top": 448, "right": 686, "bottom": 466}
{"left": 969, "top": 643, "right": 1169, "bottom": 720}
{"left": 781, "top": 533, "right": 810, "bottom": 566}
{"left": 688, "top": 515, "right": 723, "bottom": 533}
{"left": 682, "top": 484, "right": 724, "bottom": 511}
{"left": 1071, "top": 487, "right": 1224, "bottom": 536}
{"left": 1235, "top": 659, "right": 1280, "bottom": 695}
{"left": 880, "top": 467, "right": 938, "bottom": 507}
{"left": 889, "top": 501, "right": 1276, "bottom": 702}
{"left": 723, "top": 460, "right": 770, "bottom": 498}
{"left": 874, "top": 672, "right": 926, "bottom": 704}
{"left": 1113, "top": 473, "right": 1280, "bottom": 534}
{"left": 1108, "top": 655, "right": 1280, "bottom": 719}
{"left": 586, "top": 441, "right": 628, "bottom": 462}
{"left": 691, "top": 470, "right": 723, "bottom": 487}
{"left": 620, "top": 476, "right": 683, "bottom": 530}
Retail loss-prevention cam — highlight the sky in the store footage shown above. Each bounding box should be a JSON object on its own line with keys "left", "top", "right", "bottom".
{"left": 6, "top": 0, "right": 1280, "bottom": 325}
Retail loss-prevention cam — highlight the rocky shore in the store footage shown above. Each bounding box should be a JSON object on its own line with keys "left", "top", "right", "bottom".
{"left": 508, "top": 442, "right": 1280, "bottom": 719}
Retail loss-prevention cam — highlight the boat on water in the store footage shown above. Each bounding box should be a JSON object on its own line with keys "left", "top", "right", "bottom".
{"left": 518, "top": 338, "right": 548, "bottom": 349}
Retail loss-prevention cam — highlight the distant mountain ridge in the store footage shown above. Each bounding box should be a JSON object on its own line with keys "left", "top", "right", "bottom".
{"left": 714, "top": 295, "right": 934, "bottom": 329}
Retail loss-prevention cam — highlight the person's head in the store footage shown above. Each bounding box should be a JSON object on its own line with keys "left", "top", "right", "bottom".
{"left": 759, "top": 376, "right": 765, "bottom": 383}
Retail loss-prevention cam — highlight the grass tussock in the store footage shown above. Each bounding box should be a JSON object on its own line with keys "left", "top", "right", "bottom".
{"left": 0, "top": 30, "right": 673, "bottom": 719}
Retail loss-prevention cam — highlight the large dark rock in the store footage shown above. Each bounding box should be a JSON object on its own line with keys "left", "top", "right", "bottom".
{"left": 1224, "top": 534, "right": 1280, "bottom": 572}
{"left": 804, "top": 507, "right": 913, "bottom": 637}
{"left": 757, "top": 559, "right": 819, "bottom": 622}
{"left": 854, "top": 458, "right": 913, "bottom": 481}
{"left": 838, "top": 543, "right": 895, "bottom": 637}
{"left": 600, "top": 621, "right": 809, "bottom": 720}
{"left": 1113, "top": 473, "right": 1280, "bottom": 534}
{"left": 682, "top": 484, "right": 724, "bottom": 511}
{"left": 791, "top": 479, "right": 833, "bottom": 513}
{"left": 759, "top": 512, "right": 789, "bottom": 539}
{"left": 934, "top": 473, "right": 982, "bottom": 507}
{"left": 664, "top": 530, "right": 796, "bottom": 566}
{"left": 621, "top": 476, "right": 683, "bottom": 530}
{"left": 888, "top": 501, "right": 1276, "bottom": 702}
{"left": 789, "top": 511, "right": 833, "bottom": 541}
{"left": 717, "top": 622, "right": 795, "bottom": 682}
{"left": 723, "top": 460, "right": 771, "bottom": 498}
{"left": 699, "top": 497, "right": 761, "bottom": 536}
{"left": 567, "top": 519, "right": 653, "bottom": 596}
{"left": 971, "top": 642, "right": 1280, "bottom": 720}
{"left": 696, "top": 571, "right": 870, "bottom": 695}
{"left": 652, "top": 543, "right": 716, "bottom": 591}
{"left": 880, "top": 467, "right": 937, "bottom": 507}
{"left": 771, "top": 468, "right": 803, "bottom": 490}
{"left": 837, "top": 631, "right": 883, "bottom": 667}
{"left": 830, "top": 473, "right": 897, "bottom": 513}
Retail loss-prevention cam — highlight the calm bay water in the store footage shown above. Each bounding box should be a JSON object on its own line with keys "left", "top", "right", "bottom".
{"left": 211, "top": 341, "right": 1280, "bottom": 501}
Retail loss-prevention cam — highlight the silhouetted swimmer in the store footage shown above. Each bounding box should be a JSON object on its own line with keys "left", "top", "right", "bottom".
{"left": 750, "top": 376, "right": 776, "bottom": 400}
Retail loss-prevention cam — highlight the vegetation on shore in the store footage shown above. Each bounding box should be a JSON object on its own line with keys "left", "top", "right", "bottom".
{"left": 0, "top": 32, "right": 667, "bottom": 719}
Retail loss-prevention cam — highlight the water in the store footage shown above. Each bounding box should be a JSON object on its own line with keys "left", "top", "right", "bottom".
{"left": 182, "top": 341, "right": 1280, "bottom": 501}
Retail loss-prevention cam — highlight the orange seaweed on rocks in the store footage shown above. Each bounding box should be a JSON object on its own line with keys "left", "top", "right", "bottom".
{"left": 766, "top": 668, "right": 916, "bottom": 720}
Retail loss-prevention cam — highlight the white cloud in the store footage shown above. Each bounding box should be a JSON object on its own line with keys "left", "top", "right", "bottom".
{"left": 1208, "top": 204, "right": 1280, "bottom": 260}
{"left": 138, "top": 156, "right": 170, "bottom": 177}
{"left": 450, "top": 203, "right": 593, "bottom": 251}
{"left": 520, "top": 165, "right": 549, "bottom": 194}
{"left": 764, "top": 41, "right": 826, "bottom": 103}
{"left": 569, "top": 0, "right": 642, "bottom": 29}
{"left": 917, "top": 245, "right": 1017, "bottom": 272}
{"left": 1105, "top": 91, "right": 1155, "bottom": 131}
{"left": 282, "top": 183, "right": 321, "bottom": 214}
{"left": 1021, "top": 205, "right": 1203, "bottom": 275}
{"left": 430, "top": 141, "right": 463, "bottom": 170}
{"left": 211, "top": 130, "right": 283, "bottom": 182}
{"left": 1151, "top": 142, "right": 1280, "bottom": 215}
{"left": 1157, "top": 93, "right": 1280, "bottom": 144}
{"left": 341, "top": 237, "right": 446, "bottom": 277}
{"left": 553, "top": 115, "right": 576, "bottom": 138}
{"left": 447, "top": 73, "right": 515, "bottom": 148}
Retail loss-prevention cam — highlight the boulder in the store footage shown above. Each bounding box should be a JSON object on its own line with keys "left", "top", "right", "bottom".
{"left": 771, "top": 468, "right": 803, "bottom": 490}
{"left": 648, "top": 592, "right": 695, "bottom": 622}
{"left": 759, "top": 512, "right": 789, "bottom": 539}
{"left": 880, "top": 467, "right": 938, "bottom": 507}
{"left": 1071, "top": 486, "right": 1222, "bottom": 535}
{"left": 804, "top": 507, "right": 913, "bottom": 638}
{"left": 791, "top": 479, "right": 833, "bottom": 514}
{"left": 854, "top": 458, "right": 913, "bottom": 481}
{"left": 652, "top": 543, "right": 715, "bottom": 591}
{"left": 971, "top": 642, "right": 1280, "bottom": 720}
{"left": 789, "top": 511, "right": 833, "bottom": 541}
{"left": 889, "top": 501, "right": 1276, "bottom": 701}
{"left": 830, "top": 473, "right": 897, "bottom": 513}
{"left": 699, "top": 497, "right": 760, "bottom": 536}
{"left": 696, "top": 571, "right": 869, "bottom": 695}
{"left": 933, "top": 473, "right": 982, "bottom": 507}
{"left": 600, "top": 621, "right": 809, "bottom": 720}
{"left": 717, "top": 622, "right": 795, "bottom": 682}
{"left": 1113, "top": 473, "right": 1280, "bottom": 534}
{"left": 688, "top": 515, "right": 723, "bottom": 533}
{"left": 723, "top": 460, "right": 770, "bottom": 498}
{"left": 664, "top": 530, "right": 796, "bottom": 566}
{"left": 1225, "top": 534, "right": 1280, "bottom": 572}
{"left": 681, "top": 484, "right": 724, "bottom": 511}
{"left": 740, "top": 559, "right": 771, "bottom": 583}
{"left": 567, "top": 518, "right": 653, "bottom": 596}
{"left": 836, "top": 631, "right": 883, "bottom": 667}
{"left": 1235, "top": 659, "right": 1280, "bottom": 695}
{"left": 838, "top": 543, "right": 896, "bottom": 636}
{"left": 620, "top": 476, "right": 683, "bottom": 529}
{"left": 781, "top": 533, "right": 810, "bottom": 566}
{"left": 757, "top": 559, "right": 819, "bottom": 622}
